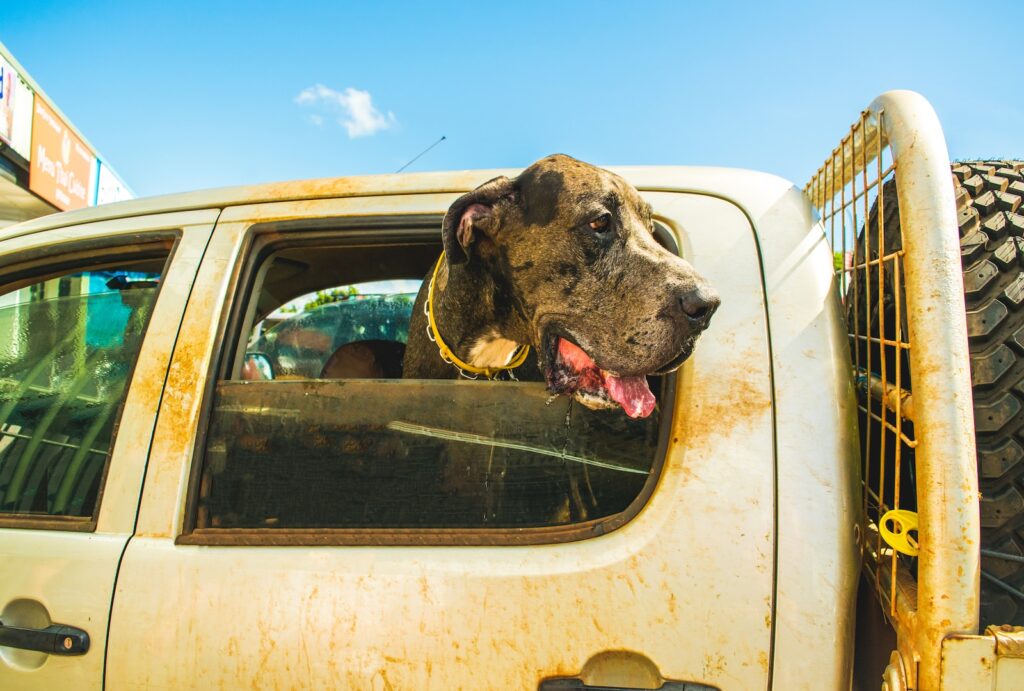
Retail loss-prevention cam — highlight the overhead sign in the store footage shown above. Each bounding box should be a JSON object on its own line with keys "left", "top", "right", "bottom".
{"left": 96, "top": 161, "right": 133, "bottom": 205}
{"left": 0, "top": 56, "right": 33, "bottom": 159}
{"left": 29, "top": 97, "right": 95, "bottom": 211}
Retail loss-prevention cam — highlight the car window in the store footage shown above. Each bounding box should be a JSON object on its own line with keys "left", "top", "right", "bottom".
{"left": 243, "top": 279, "right": 418, "bottom": 380}
{"left": 0, "top": 260, "right": 165, "bottom": 520}
{"left": 191, "top": 237, "right": 669, "bottom": 541}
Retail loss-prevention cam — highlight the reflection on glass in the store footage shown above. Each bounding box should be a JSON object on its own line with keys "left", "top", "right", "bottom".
{"left": 199, "top": 379, "right": 663, "bottom": 530}
{"left": 0, "top": 270, "right": 160, "bottom": 517}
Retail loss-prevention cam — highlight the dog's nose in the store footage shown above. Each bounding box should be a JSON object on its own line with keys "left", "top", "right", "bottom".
{"left": 680, "top": 286, "right": 720, "bottom": 329}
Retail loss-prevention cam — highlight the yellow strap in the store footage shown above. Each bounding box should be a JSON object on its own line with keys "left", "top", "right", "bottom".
{"left": 427, "top": 251, "right": 530, "bottom": 378}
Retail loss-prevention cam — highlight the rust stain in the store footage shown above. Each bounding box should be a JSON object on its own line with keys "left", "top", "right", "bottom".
{"left": 702, "top": 652, "right": 727, "bottom": 678}
{"left": 132, "top": 363, "right": 168, "bottom": 411}
{"left": 260, "top": 170, "right": 486, "bottom": 203}
{"left": 677, "top": 349, "right": 771, "bottom": 447}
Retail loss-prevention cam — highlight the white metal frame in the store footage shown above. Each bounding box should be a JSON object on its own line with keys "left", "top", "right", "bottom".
{"left": 808, "top": 90, "right": 980, "bottom": 691}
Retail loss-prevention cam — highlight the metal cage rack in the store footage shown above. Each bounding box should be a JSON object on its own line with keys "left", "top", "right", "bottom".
{"left": 805, "top": 91, "right": 980, "bottom": 691}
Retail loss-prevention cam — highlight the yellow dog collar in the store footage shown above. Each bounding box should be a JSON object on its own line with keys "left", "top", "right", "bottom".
{"left": 426, "top": 251, "right": 530, "bottom": 379}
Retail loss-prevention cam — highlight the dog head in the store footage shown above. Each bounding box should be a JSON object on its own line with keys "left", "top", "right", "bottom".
{"left": 442, "top": 154, "right": 719, "bottom": 418}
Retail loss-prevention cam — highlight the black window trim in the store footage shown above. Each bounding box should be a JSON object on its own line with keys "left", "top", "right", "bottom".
{"left": 178, "top": 214, "right": 680, "bottom": 547}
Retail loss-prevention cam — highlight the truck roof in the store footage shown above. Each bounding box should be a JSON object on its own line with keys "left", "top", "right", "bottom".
{"left": 1, "top": 165, "right": 797, "bottom": 240}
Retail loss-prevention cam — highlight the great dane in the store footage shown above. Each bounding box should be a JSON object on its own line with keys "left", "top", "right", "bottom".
{"left": 404, "top": 154, "right": 719, "bottom": 419}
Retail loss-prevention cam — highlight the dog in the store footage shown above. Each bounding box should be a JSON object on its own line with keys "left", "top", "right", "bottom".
{"left": 404, "top": 153, "right": 718, "bottom": 419}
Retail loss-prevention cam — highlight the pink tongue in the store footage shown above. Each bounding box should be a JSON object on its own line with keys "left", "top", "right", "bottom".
{"left": 557, "top": 338, "right": 597, "bottom": 370}
{"left": 556, "top": 339, "right": 656, "bottom": 418}
{"left": 606, "top": 374, "right": 656, "bottom": 419}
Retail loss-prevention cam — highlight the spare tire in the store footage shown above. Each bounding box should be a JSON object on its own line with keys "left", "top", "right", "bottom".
{"left": 850, "top": 160, "right": 1024, "bottom": 628}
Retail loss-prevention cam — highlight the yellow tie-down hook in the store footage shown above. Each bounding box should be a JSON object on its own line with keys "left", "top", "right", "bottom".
{"left": 879, "top": 509, "right": 919, "bottom": 557}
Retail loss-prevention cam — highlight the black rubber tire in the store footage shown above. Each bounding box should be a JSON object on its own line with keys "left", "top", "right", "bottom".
{"left": 954, "top": 160, "right": 1024, "bottom": 627}
{"left": 851, "top": 160, "right": 1024, "bottom": 629}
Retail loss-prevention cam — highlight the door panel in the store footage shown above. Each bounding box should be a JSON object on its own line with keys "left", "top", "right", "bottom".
{"left": 0, "top": 212, "right": 215, "bottom": 690}
{"left": 108, "top": 194, "right": 774, "bottom": 690}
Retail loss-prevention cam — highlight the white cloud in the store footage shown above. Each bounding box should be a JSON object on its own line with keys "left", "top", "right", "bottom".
{"left": 295, "top": 84, "right": 396, "bottom": 138}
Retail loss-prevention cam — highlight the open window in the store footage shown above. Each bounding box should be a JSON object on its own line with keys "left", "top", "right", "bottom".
{"left": 185, "top": 221, "right": 676, "bottom": 544}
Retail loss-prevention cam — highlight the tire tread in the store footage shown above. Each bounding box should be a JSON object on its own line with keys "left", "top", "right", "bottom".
{"left": 855, "top": 160, "right": 1024, "bottom": 627}
{"left": 956, "top": 162, "right": 1024, "bottom": 627}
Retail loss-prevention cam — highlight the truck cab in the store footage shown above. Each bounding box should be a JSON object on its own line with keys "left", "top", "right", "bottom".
{"left": 0, "top": 164, "right": 860, "bottom": 689}
{"left": 2, "top": 91, "right": 1018, "bottom": 690}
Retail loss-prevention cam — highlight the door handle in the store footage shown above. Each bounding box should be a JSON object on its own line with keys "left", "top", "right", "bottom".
{"left": 0, "top": 619, "right": 90, "bottom": 655}
{"left": 540, "top": 680, "right": 718, "bottom": 691}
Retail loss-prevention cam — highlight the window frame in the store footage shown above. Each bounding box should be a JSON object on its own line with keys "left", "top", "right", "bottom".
{"left": 0, "top": 232, "right": 178, "bottom": 532}
{"left": 178, "top": 215, "right": 679, "bottom": 547}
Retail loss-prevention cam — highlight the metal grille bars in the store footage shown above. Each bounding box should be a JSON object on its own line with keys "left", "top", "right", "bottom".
{"left": 806, "top": 90, "right": 980, "bottom": 691}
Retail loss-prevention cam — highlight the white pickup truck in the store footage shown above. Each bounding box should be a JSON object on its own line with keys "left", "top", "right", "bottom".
{"left": 0, "top": 91, "right": 1019, "bottom": 690}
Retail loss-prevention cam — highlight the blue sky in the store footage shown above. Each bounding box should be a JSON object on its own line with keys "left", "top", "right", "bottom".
{"left": 3, "top": 1, "right": 1022, "bottom": 198}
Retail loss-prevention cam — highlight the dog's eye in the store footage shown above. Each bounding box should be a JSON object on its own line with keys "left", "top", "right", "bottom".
{"left": 588, "top": 214, "right": 611, "bottom": 231}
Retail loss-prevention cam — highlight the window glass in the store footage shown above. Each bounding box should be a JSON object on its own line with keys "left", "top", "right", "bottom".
{"left": 0, "top": 263, "right": 163, "bottom": 518}
{"left": 244, "top": 279, "right": 418, "bottom": 380}
{"left": 196, "top": 243, "right": 665, "bottom": 534}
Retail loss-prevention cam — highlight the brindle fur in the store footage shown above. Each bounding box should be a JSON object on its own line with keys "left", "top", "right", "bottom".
{"left": 404, "top": 154, "right": 718, "bottom": 381}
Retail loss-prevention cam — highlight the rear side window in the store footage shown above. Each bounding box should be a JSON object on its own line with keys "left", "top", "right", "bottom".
{"left": 0, "top": 259, "right": 165, "bottom": 520}
{"left": 189, "top": 232, "right": 672, "bottom": 543}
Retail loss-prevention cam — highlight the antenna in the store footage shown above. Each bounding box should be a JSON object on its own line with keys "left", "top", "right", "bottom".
{"left": 395, "top": 135, "right": 446, "bottom": 173}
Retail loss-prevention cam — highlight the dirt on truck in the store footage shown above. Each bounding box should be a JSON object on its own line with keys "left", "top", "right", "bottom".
{"left": 0, "top": 90, "right": 1021, "bottom": 690}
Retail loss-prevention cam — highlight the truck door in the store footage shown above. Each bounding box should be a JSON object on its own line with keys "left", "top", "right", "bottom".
{"left": 0, "top": 212, "right": 214, "bottom": 689}
{"left": 107, "top": 190, "right": 775, "bottom": 690}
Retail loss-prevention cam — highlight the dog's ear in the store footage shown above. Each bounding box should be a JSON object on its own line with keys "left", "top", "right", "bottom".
{"left": 442, "top": 176, "right": 515, "bottom": 265}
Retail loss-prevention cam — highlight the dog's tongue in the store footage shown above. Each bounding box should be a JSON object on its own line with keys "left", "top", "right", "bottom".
{"left": 605, "top": 375, "right": 657, "bottom": 419}
{"left": 556, "top": 339, "right": 656, "bottom": 418}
